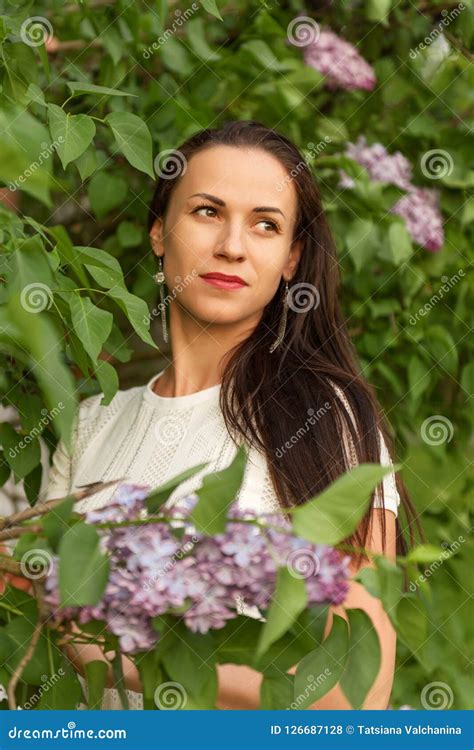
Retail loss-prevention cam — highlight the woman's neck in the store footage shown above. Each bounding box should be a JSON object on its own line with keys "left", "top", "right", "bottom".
{"left": 154, "top": 308, "right": 257, "bottom": 397}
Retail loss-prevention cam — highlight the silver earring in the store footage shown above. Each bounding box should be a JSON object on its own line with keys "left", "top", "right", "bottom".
{"left": 269, "top": 280, "right": 289, "bottom": 353}
{"left": 153, "top": 256, "right": 168, "bottom": 343}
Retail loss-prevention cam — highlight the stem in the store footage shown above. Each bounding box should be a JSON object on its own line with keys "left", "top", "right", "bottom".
{"left": 0, "top": 478, "right": 126, "bottom": 531}
{"left": 0, "top": 600, "right": 23, "bottom": 616}
{"left": 8, "top": 581, "right": 46, "bottom": 710}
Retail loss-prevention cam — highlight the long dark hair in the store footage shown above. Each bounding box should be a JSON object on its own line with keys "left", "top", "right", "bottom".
{"left": 148, "top": 120, "right": 424, "bottom": 568}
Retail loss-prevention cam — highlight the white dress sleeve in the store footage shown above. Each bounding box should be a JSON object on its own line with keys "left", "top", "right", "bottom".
{"left": 332, "top": 382, "right": 401, "bottom": 518}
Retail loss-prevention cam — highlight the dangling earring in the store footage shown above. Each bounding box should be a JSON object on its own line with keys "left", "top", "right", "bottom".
{"left": 269, "top": 280, "right": 289, "bottom": 353}
{"left": 153, "top": 256, "right": 168, "bottom": 344}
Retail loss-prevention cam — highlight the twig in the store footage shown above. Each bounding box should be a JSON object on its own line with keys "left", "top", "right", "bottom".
{"left": 7, "top": 580, "right": 47, "bottom": 710}
{"left": 0, "top": 478, "right": 126, "bottom": 531}
{"left": 0, "top": 525, "right": 42, "bottom": 542}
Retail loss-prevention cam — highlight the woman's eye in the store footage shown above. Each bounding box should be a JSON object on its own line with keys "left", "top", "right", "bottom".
{"left": 193, "top": 205, "right": 217, "bottom": 218}
{"left": 257, "top": 219, "right": 280, "bottom": 233}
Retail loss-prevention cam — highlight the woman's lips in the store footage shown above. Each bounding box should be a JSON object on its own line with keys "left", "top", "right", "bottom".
{"left": 200, "top": 276, "right": 246, "bottom": 290}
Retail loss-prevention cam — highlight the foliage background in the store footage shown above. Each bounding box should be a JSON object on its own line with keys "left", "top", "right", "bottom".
{"left": 0, "top": 0, "right": 472, "bottom": 709}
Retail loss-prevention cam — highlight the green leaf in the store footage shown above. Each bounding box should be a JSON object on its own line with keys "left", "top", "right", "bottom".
{"left": 261, "top": 672, "right": 295, "bottom": 710}
{"left": 117, "top": 221, "right": 143, "bottom": 248}
{"left": 87, "top": 172, "right": 128, "bottom": 218}
{"left": 42, "top": 496, "right": 75, "bottom": 552}
{"left": 424, "top": 325, "right": 459, "bottom": 375}
{"left": 460, "top": 362, "right": 474, "bottom": 399}
{"left": 75, "top": 245, "right": 126, "bottom": 289}
{"left": 200, "top": 0, "right": 223, "bottom": 20}
{"left": 58, "top": 522, "right": 109, "bottom": 606}
{"left": 161, "top": 627, "right": 217, "bottom": 707}
{"left": 136, "top": 650, "right": 163, "bottom": 707}
{"left": 366, "top": 0, "right": 392, "bottom": 24}
{"left": 291, "top": 463, "right": 400, "bottom": 546}
{"left": 48, "top": 103, "right": 96, "bottom": 170}
{"left": 75, "top": 145, "right": 97, "bottom": 181}
{"left": 158, "top": 37, "right": 194, "bottom": 76}
{"left": 257, "top": 567, "right": 307, "bottom": 658}
{"left": 241, "top": 40, "right": 285, "bottom": 72}
{"left": 105, "top": 112, "right": 154, "bottom": 178}
{"left": 94, "top": 359, "right": 119, "bottom": 406}
{"left": 190, "top": 445, "right": 247, "bottom": 534}
{"left": 69, "top": 294, "right": 113, "bottom": 364}
{"left": 66, "top": 81, "right": 137, "bottom": 98}
{"left": 293, "top": 615, "right": 348, "bottom": 709}
{"left": 387, "top": 220, "right": 413, "bottom": 265}
{"left": 395, "top": 595, "right": 428, "bottom": 656}
{"left": 111, "top": 648, "right": 129, "bottom": 709}
{"left": 6, "top": 295, "right": 77, "bottom": 451}
{"left": 345, "top": 218, "right": 379, "bottom": 272}
{"left": 3, "top": 618, "right": 56, "bottom": 685}
{"left": 186, "top": 18, "right": 221, "bottom": 62}
{"left": 105, "top": 285, "right": 158, "bottom": 349}
{"left": 406, "top": 544, "right": 445, "bottom": 564}
{"left": 0, "top": 422, "right": 41, "bottom": 481}
{"left": 146, "top": 463, "right": 210, "bottom": 513}
{"left": 85, "top": 660, "right": 109, "bottom": 709}
{"left": 340, "top": 608, "right": 381, "bottom": 709}
{"left": 0, "top": 106, "right": 53, "bottom": 205}
{"left": 408, "top": 355, "right": 431, "bottom": 402}
{"left": 36, "top": 661, "right": 84, "bottom": 709}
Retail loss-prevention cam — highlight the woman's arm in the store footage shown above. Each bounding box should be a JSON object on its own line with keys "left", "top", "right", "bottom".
{"left": 217, "top": 508, "right": 398, "bottom": 710}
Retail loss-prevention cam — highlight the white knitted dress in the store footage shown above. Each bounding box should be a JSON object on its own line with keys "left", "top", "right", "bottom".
{"left": 43, "top": 369, "right": 400, "bottom": 709}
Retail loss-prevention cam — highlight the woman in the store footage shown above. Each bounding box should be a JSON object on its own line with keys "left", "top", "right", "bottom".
{"left": 44, "top": 120, "right": 421, "bottom": 710}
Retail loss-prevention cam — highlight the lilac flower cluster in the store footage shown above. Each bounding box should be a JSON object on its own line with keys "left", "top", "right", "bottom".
{"left": 44, "top": 484, "right": 350, "bottom": 654}
{"left": 338, "top": 135, "right": 444, "bottom": 251}
{"left": 289, "top": 25, "right": 376, "bottom": 91}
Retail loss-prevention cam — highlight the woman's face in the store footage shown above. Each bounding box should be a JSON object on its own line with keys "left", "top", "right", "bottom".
{"left": 149, "top": 145, "right": 303, "bottom": 328}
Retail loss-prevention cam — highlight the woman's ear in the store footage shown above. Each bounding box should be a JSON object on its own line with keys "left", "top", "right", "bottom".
{"left": 284, "top": 238, "right": 304, "bottom": 281}
{"left": 149, "top": 218, "right": 164, "bottom": 258}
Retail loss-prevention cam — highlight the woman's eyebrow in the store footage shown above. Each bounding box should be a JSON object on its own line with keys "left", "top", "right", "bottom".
{"left": 188, "top": 192, "right": 286, "bottom": 218}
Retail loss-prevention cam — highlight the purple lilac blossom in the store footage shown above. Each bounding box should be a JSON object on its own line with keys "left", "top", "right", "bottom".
{"left": 44, "top": 485, "right": 351, "bottom": 653}
{"left": 290, "top": 26, "right": 376, "bottom": 91}
{"left": 338, "top": 135, "right": 444, "bottom": 251}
